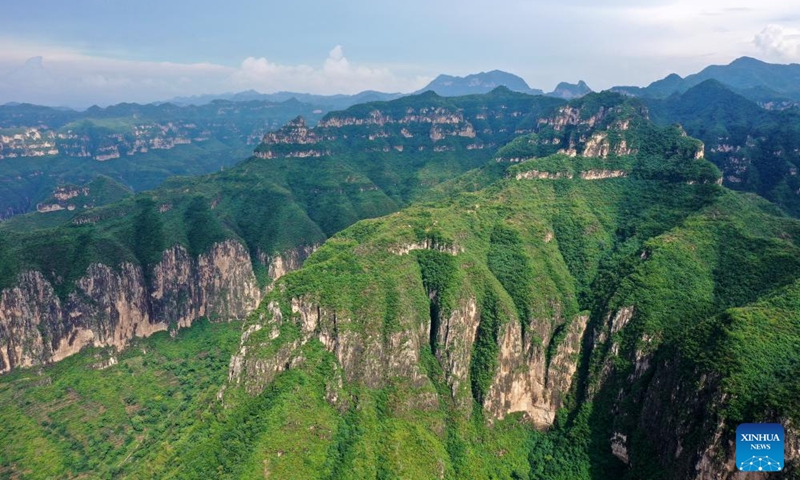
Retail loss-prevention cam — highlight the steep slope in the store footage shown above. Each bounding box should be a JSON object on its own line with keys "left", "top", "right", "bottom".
{"left": 176, "top": 114, "right": 800, "bottom": 479}
{"left": 647, "top": 80, "right": 800, "bottom": 216}
{"left": 0, "top": 89, "right": 565, "bottom": 372}
{"left": 1, "top": 91, "right": 799, "bottom": 480}
{"left": 191, "top": 119, "right": 799, "bottom": 479}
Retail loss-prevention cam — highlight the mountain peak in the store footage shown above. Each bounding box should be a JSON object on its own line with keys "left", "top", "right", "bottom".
{"left": 547, "top": 80, "right": 593, "bottom": 99}
{"left": 729, "top": 56, "right": 767, "bottom": 67}
{"left": 417, "top": 70, "right": 543, "bottom": 96}
{"left": 632, "top": 57, "right": 800, "bottom": 101}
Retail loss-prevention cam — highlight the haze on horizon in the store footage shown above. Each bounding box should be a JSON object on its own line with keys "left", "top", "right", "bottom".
{"left": 1, "top": 0, "right": 799, "bottom": 108}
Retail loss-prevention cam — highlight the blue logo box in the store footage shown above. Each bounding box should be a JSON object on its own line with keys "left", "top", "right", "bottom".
{"left": 736, "top": 423, "right": 784, "bottom": 472}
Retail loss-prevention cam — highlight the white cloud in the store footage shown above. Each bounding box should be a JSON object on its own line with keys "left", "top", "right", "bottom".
{"left": 754, "top": 24, "right": 800, "bottom": 61}
{"left": 0, "top": 40, "right": 430, "bottom": 107}
{"left": 232, "top": 45, "right": 427, "bottom": 95}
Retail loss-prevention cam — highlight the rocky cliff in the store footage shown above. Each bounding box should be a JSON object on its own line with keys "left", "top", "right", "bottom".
{"left": 0, "top": 240, "right": 314, "bottom": 373}
{"left": 253, "top": 89, "right": 565, "bottom": 161}
{"left": 0, "top": 100, "right": 326, "bottom": 162}
{"left": 227, "top": 239, "right": 585, "bottom": 429}
{"left": 217, "top": 112, "right": 799, "bottom": 478}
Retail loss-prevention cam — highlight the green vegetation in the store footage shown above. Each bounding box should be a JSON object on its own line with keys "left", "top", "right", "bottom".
{"left": 0, "top": 99, "right": 328, "bottom": 219}
{"left": 648, "top": 79, "right": 800, "bottom": 216}
{"left": 2, "top": 91, "right": 800, "bottom": 479}
{"left": 0, "top": 319, "right": 243, "bottom": 480}
{"left": 0, "top": 89, "right": 565, "bottom": 295}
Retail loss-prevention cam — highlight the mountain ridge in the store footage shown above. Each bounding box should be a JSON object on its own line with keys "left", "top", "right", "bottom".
{"left": 612, "top": 56, "right": 800, "bottom": 104}
{"left": 1, "top": 75, "right": 800, "bottom": 480}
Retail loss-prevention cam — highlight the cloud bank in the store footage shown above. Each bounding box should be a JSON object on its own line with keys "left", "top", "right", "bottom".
{"left": 754, "top": 25, "right": 800, "bottom": 61}
{"left": 0, "top": 42, "right": 429, "bottom": 107}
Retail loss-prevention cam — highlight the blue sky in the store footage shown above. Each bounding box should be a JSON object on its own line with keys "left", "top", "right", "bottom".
{"left": 1, "top": 0, "right": 799, "bottom": 107}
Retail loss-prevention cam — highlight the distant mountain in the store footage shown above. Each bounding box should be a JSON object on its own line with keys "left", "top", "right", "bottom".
{"left": 613, "top": 57, "right": 800, "bottom": 104}
{"left": 546, "top": 80, "right": 592, "bottom": 99}
{"left": 0, "top": 98, "right": 326, "bottom": 219}
{"left": 168, "top": 90, "right": 403, "bottom": 110}
{"left": 416, "top": 70, "right": 545, "bottom": 96}
{"left": 170, "top": 70, "right": 552, "bottom": 106}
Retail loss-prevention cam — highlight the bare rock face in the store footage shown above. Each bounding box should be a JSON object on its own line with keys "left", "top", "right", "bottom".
{"left": 484, "top": 315, "right": 588, "bottom": 428}
{"left": 516, "top": 170, "right": 573, "bottom": 180}
{"left": 0, "top": 239, "right": 309, "bottom": 373}
{"left": 635, "top": 358, "right": 799, "bottom": 480}
{"left": 434, "top": 297, "right": 481, "bottom": 414}
{"left": 254, "top": 102, "right": 513, "bottom": 161}
{"left": 589, "top": 300, "right": 799, "bottom": 480}
{"left": 228, "top": 296, "right": 433, "bottom": 411}
{"left": 514, "top": 169, "right": 628, "bottom": 181}
{"left": 257, "top": 244, "right": 317, "bottom": 290}
{"left": 230, "top": 278, "right": 588, "bottom": 429}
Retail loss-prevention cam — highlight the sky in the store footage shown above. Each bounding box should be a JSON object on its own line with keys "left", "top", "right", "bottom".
{"left": 1, "top": 0, "right": 800, "bottom": 107}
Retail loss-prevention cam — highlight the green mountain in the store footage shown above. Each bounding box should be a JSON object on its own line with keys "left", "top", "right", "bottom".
{"left": 613, "top": 56, "right": 800, "bottom": 105}
{"left": 647, "top": 79, "right": 800, "bottom": 216}
{"left": 0, "top": 88, "right": 565, "bottom": 371}
{"left": 0, "top": 99, "right": 327, "bottom": 219}
{"left": 1, "top": 91, "right": 797, "bottom": 479}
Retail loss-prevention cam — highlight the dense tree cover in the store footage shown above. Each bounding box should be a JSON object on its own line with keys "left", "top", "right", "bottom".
{"left": 648, "top": 80, "right": 800, "bottom": 216}
{"left": 0, "top": 89, "right": 567, "bottom": 294}
{"left": 0, "top": 99, "right": 329, "bottom": 219}
{"left": 0, "top": 320, "right": 243, "bottom": 479}
{"left": 2, "top": 91, "right": 800, "bottom": 478}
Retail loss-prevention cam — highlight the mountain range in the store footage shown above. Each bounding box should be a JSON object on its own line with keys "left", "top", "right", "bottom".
{"left": 1, "top": 57, "right": 800, "bottom": 480}
{"left": 613, "top": 56, "right": 800, "bottom": 106}
{"left": 166, "top": 70, "right": 594, "bottom": 106}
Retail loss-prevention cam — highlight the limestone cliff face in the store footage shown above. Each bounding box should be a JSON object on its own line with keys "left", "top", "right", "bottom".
{"left": 484, "top": 315, "right": 588, "bottom": 427}
{"left": 230, "top": 295, "right": 429, "bottom": 388}
{"left": 0, "top": 240, "right": 312, "bottom": 374}
{"left": 252, "top": 93, "right": 561, "bottom": 161}
{"left": 257, "top": 244, "right": 317, "bottom": 291}
{"left": 590, "top": 303, "right": 798, "bottom": 479}
{"left": 515, "top": 169, "right": 628, "bottom": 181}
{"left": 631, "top": 354, "right": 799, "bottom": 480}
{"left": 543, "top": 108, "right": 640, "bottom": 159}
{"left": 229, "top": 287, "right": 585, "bottom": 429}
{"left": 432, "top": 297, "right": 480, "bottom": 415}
{"left": 495, "top": 104, "right": 646, "bottom": 165}
{"left": 255, "top": 108, "right": 484, "bottom": 160}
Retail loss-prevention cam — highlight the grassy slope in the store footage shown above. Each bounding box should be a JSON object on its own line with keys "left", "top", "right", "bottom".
{"left": 2, "top": 161, "right": 798, "bottom": 478}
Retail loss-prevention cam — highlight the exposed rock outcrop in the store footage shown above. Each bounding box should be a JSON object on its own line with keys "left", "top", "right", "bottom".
{"left": 257, "top": 244, "right": 317, "bottom": 290}
{"left": 228, "top": 296, "right": 433, "bottom": 411}
{"left": 434, "top": 297, "right": 481, "bottom": 414}
{"left": 0, "top": 240, "right": 313, "bottom": 373}
{"left": 484, "top": 314, "right": 588, "bottom": 428}
{"left": 229, "top": 276, "right": 587, "bottom": 429}
{"left": 514, "top": 169, "right": 628, "bottom": 181}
